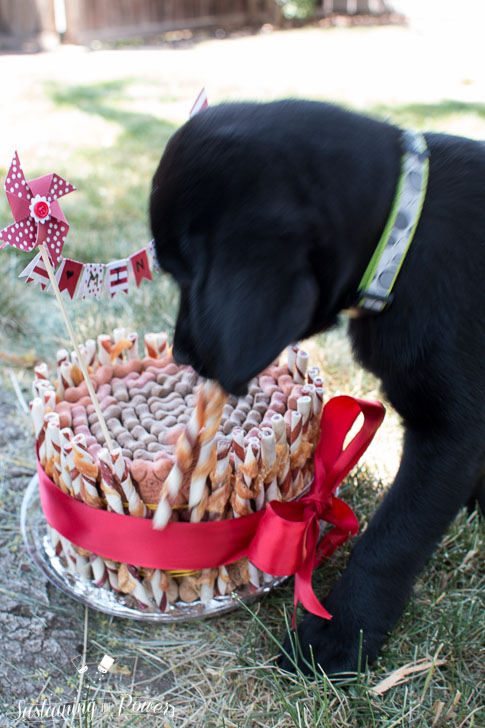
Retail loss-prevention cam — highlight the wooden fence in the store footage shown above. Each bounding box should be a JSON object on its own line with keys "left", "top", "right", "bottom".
{"left": 0, "top": 0, "right": 390, "bottom": 49}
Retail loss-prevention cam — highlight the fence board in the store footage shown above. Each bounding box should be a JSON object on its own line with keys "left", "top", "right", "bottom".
{"left": 1, "top": 0, "right": 391, "bottom": 48}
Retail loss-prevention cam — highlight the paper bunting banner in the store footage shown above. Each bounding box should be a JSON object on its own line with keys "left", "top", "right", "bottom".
{"left": 19, "top": 251, "right": 41, "bottom": 279}
{"left": 77, "top": 262, "right": 104, "bottom": 300}
{"left": 190, "top": 88, "right": 208, "bottom": 118}
{"left": 105, "top": 259, "right": 129, "bottom": 298}
{"left": 0, "top": 151, "right": 76, "bottom": 267}
{"left": 55, "top": 258, "right": 84, "bottom": 299}
{"left": 130, "top": 248, "right": 152, "bottom": 287}
{"left": 25, "top": 254, "right": 50, "bottom": 290}
{"left": 14, "top": 244, "right": 157, "bottom": 301}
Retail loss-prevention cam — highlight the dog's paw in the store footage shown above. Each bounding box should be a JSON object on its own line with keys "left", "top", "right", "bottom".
{"left": 278, "top": 611, "right": 379, "bottom": 678}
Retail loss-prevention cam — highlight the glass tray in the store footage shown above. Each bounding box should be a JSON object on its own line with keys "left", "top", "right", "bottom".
{"left": 21, "top": 475, "right": 290, "bottom": 622}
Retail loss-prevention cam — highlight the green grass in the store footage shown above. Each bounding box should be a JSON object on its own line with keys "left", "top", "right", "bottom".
{"left": 0, "top": 67, "right": 484, "bottom": 728}
{"left": 0, "top": 78, "right": 180, "bottom": 362}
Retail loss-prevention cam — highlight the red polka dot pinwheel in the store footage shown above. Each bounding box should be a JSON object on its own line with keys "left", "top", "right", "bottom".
{"left": 0, "top": 151, "right": 76, "bottom": 267}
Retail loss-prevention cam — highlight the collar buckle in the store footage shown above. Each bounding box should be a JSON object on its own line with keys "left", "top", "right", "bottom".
{"left": 357, "top": 290, "right": 394, "bottom": 314}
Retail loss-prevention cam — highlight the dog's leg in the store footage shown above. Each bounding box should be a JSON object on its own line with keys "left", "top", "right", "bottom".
{"left": 280, "top": 424, "right": 484, "bottom": 676}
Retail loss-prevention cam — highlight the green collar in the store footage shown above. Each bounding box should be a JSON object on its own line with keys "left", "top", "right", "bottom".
{"left": 356, "top": 130, "right": 429, "bottom": 313}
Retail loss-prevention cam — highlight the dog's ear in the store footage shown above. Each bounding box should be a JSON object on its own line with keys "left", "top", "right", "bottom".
{"left": 185, "top": 238, "right": 319, "bottom": 393}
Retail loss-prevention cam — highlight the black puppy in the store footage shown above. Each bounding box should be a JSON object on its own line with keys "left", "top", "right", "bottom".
{"left": 149, "top": 100, "right": 485, "bottom": 675}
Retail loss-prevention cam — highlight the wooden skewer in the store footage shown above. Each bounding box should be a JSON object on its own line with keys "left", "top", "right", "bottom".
{"left": 38, "top": 244, "right": 115, "bottom": 452}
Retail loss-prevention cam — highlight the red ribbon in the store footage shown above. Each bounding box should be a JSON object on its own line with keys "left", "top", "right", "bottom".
{"left": 37, "top": 395, "right": 384, "bottom": 622}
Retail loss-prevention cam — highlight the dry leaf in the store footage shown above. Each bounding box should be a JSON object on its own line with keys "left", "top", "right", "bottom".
{"left": 371, "top": 657, "right": 447, "bottom": 695}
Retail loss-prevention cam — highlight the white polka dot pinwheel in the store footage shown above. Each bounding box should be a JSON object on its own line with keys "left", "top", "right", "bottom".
{"left": 0, "top": 151, "right": 76, "bottom": 267}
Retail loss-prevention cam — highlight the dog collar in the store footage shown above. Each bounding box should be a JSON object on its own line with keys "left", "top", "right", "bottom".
{"left": 355, "top": 130, "right": 429, "bottom": 313}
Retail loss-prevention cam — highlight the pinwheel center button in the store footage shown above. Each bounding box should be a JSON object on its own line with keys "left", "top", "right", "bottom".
{"left": 34, "top": 200, "right": 49, "bottom": 218}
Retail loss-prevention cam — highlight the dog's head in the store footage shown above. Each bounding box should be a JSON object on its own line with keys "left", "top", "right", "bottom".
{"left": 150, "top": 101, "right": 368, "bottom": 393}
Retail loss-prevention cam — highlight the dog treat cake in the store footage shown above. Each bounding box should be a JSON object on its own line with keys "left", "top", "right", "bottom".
{"left": 31, "top": 329, "right": 325, "bottom": 612}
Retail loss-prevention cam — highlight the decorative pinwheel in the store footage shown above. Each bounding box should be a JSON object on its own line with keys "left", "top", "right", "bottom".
{"left": 0, "top": 151, "right": 76, "bottom": 267}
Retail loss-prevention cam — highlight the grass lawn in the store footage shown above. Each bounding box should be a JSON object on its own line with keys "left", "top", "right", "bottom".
{"left": 0, "top": 23, "right": 484, "bottom": 728}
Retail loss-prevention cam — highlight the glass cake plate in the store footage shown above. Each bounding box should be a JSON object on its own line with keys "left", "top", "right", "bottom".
{"left": 21, "top": 474, "right": 291, "bottom": 622}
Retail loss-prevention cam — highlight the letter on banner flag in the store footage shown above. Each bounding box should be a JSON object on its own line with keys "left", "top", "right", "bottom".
{"left": 129, "top": 248, "right": 152, "bottom": 287}
{"left": 77, "top": 263, "right": 104, "bottom": 300}
{"left": 55, "top": 258, "right": 84, "bottom": 298}
{"left": 105, "top": 260, "right": 129, "bottom": 298}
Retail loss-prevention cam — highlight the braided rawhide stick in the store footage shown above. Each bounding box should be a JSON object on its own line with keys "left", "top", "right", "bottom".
{"left": 98, "top": 447, "right": 146, "bottom": 517}
{"left": 71, "top": 433, "right": 102, "bottom": 508}
{"left": 260, "top": 427, "right": 281, "bottom": 503}
{"left": 118, "top": 563, "right": 154, "bottom": 609}
{"left": 189, "top": 380, "right": 228, "bottom": 522}
{"left": 207, "top": 438, "right": 232, "bottom": 520}
{"left": 231, "top": 429, "right": 254, "bottom": 518}
{"left": 98, "top": 447, "right": 125, "bottom": 515}
{"left": 153, "top": 380, "right": 226, "bottom": 529}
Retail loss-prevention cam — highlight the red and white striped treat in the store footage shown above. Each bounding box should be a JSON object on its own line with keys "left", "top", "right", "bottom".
{"left": 217, "top": 565, "right": 231, "bottom": 596}
{"left": 84, "top": 339, "right": 97, "bottom": 368}
{"left": 113, "top": 328, "right": 127, "bottom": 355}
{"left": 97, "top": 334, "right": 112, "bottom": 366}
{"left": 58, "top": 535, "right": 79, "bottom": 577}
{"left": 34, "top": 362, "right": 49, "bottom": 381}
{"left": 207, "top": 438, "right": 232, "bottom": 520}
{"left": 104, "top": 559, "right": 121, "bottom": 593}
{"left": 111, "top": 447, "right": 146, "bottom": 518}
{"left": 297, "top": 395, "right": 313, "bottom": 435}
{"left": 146, "top": 569, "right": 169, "bottom": 612}
{"left": 271, "top": 413, "right": 292, "bottom": 496}
{"left": 126, "top": 332, "right": 139, "bottom": 360}
{"left": 231, "top": 430, "right": 253, "bottom": 518}
{"left": 71, "top": 433, "right": 102, "bottom": 509}
{"left": 260, "top": 428, "right": 280, "bottom": 503}
{"left": 294, "top": 349, "right": 310, "bottom": 385}
{"left": 235, "top": 437, "right": 262, "bottom": 520}
{"left": 307, "top": 366, "right": 320, "bottom": 385}
{"left": 68, "top": 354, "right": 84, "bottom": 387}
{"left": 143, "top": 332, "right": 159, "bottom": 359}
{"left": 56, "top": 349, "right": 70, "bottom": 399}
{"left": 98, "top": 447, "right": 125, "bottom": 515}
{"left": 73, "top": 548, "right": 92, "bottom": 582}
{"left": 58, "top": 360, "right": 74, "bottom": 391}
{"left": 59, "top": 427, "right": 74, "bottom": 495}
{"left": 189, "top": 381, "right": 227, "bottom": 522}
{"left": 289, "top": 410, "right": 304, "bottom": 496}
{"left": 199, "top": 568, "right": 218, "bottom": 603}
{"left": 89, "top": 553, "right": 109, "bottom": 590}
{"left": 118, "top": 563, "right": 154, "bottom": 610}
{"left": 33, "top": 379, "right": 56, "bottom": 411}
{"left": 313, "top": 386, "right": 324, "bottom": 418}
{"left": 153, "top": 388, "right": 205, "bottom": 529}
{"left": 43, "top": 411, "right": 60, "bottom": 480}
{"left": 287, "top": 343, "right": 299, "bottom": 375}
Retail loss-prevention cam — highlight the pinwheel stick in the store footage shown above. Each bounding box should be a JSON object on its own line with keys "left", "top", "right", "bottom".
{"left": 38, "top": 243, "right": 115, "bottom": 452}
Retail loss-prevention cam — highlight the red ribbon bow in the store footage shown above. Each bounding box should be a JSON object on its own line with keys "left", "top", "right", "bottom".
{"left": 37, "top": 396, "right": 384, "bottom": 621}
{"left": 248, "top": 396, "right": 385, "bottom": 625}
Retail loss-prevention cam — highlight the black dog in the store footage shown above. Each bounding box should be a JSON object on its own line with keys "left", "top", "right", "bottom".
{"left": 149, "top": 100, "right": 485, "bottom": 675}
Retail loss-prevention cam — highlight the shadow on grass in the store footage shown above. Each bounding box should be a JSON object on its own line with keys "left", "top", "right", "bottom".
{"left": 46, "top": 78, "right": 178, "bottom": 151}
{"left": 42, "top": 78, "right": 179, "bottom": 255}
{"left": 369, "top": 98, "right": 485, "bottom": 128}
